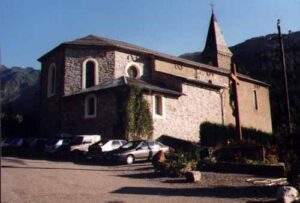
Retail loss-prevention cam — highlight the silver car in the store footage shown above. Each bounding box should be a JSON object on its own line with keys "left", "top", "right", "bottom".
{"left": 111, "top": 140, "right": 169, "bottom": 164}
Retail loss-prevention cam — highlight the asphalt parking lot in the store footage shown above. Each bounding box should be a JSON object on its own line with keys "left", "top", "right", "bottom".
{"left": 1, "top": 156, "right": 278, "bottom": 203}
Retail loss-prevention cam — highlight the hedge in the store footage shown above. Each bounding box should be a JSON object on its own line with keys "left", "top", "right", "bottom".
{"left": 200, "top": 122, "right": 275, "bottom": 147}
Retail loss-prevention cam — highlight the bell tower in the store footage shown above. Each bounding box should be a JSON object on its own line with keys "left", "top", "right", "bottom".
{"left": 202, "top": 10, "right": 232, "bottom": 69}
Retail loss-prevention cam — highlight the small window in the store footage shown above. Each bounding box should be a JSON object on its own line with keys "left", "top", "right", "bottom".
{"left": 82, "top": 58, "right": 99, "bottom": 89}
{"left": 86, "top": 61, "right": 95, "bottom": 88}
{"left": 153, "top": 95, "right": 164, "bottom": 117}
{"left": 47, "top": 63, "right": 56, "bottom": 96}
{"left": 254, "top": 90, "right": 258, "bottom": 110}
{"left": 85, "top": 95, "right": 97, "bottom": 118}
{"left": 127, "top": 66, "right": 138, "bottom": 78}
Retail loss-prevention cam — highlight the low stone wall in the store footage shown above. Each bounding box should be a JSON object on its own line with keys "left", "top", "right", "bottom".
{"left": 199, "top": 161, "right": 285, "bottom": 177}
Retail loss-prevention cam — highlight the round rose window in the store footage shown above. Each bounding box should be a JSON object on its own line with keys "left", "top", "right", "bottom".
{"left": 127, "top": 66, "right": 138, "bottom": 78}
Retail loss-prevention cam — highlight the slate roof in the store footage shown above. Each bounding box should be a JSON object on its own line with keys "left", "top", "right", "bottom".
{"left": 38, "top": 35, "right": 269, "bottom": 87}
{"left": 63, "top": 76, "right": 184, "bottom": 97}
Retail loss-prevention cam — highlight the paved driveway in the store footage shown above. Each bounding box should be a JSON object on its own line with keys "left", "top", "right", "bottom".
{"left": 1, "top": 156, "right": 277, "bottom": 203}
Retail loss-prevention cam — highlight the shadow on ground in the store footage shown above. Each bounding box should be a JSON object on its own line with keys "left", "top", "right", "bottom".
{"left": 118, "top": 172, "right": 161, "bottom": 179}
{"left": 111, "top": 185, "right": 278, "bottom": 199}
{"left": 1, "top": 164, "right": 133, "bottom": 172}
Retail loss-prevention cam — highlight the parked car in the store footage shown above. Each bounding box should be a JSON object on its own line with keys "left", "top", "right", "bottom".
{"left": 2, "top": 138, "right": 25, "bottom": 155}
{"left": 87, "top": 139, "right": 127, "bottom": 160}
{"left": 44, "top": 137, "right": 72, "bottom": 157}
{"left": 1, "top": 138, "right": 15, "bottom": 155}
{"left": 69, "top": 135, "right": 101, "bottom": 159}
{"left": 111, "top": 140, "right": 170, "bottom": 164}
{"left": 28, "top": 138, "right": 47, "bottom": 155}
{"left": 1, "top": 138, "right": 14, "bottom": 148}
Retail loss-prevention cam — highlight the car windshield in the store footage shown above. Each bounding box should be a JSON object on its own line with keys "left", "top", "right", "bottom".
{"left": 121, "top": 141, "right": 142, "bottom": 149}
{"left": 62, "top": 139, "right": 71, "bottom": 145}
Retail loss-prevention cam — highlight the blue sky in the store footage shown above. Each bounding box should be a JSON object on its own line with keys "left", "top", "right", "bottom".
{"left": 1, "top": 0, "right": 300, "bottom": 69}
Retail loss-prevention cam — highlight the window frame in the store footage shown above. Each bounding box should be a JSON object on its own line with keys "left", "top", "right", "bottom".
{"left": 84, "top": 94, "right": 97, "bottom": 119}
{"left": 153, "top": 94, "right": 165, "bottom": 118}
{"left": 47, "top": 63, "right": 56, "bottom": 97}
{"left": 82, "top": 58, "right": 99, "bottom": 89}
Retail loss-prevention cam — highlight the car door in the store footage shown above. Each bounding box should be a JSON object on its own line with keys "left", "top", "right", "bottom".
{"left": 134, "top": 142, "right": 150, "bottom": 160}
{"left": 148, "top": 141, "right": 160, "bottom": 159}
{"left": 150, "top": 141, "right": 161, "bottom": 156}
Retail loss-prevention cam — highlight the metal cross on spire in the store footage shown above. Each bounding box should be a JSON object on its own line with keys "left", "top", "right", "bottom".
{"left": 210, "top": 2, "right": 214, "bottom": 14}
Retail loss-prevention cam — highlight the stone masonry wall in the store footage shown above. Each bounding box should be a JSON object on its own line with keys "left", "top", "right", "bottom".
{"left": 153, "top": 59, "right": 273, "bottom": 136}
{"left": 64, "top": 47, "right": 115, "bottom": 95}
{"left": 114, "top": 51, "right": 150, "bottom": 81}
{"left": 40, "top": 48, "right": 65, "bottom": 137}
{"left": 222, "top": 80, "right": 273, "bottom": 133}
{"left": 144, "top": 83, "right": 223, "bottom": 142}
{"left": 61, "top": 90, "right": 118, "bottom": 140}
{"left": 217, "top": 53, "right": 231, "bottom": 70}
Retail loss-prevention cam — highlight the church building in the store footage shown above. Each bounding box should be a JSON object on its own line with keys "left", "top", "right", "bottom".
{"left": 38, "top": 12, "right": 273, "bottom": 142}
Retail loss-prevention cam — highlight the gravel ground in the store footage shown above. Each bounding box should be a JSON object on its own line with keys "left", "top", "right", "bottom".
{"left": 1, "top": 156, "right": 278, "bottom": 203}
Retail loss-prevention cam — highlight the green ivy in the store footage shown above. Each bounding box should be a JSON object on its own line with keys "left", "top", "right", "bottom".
{"left": 123, "top": 87, "right": 153, "bottom": 140}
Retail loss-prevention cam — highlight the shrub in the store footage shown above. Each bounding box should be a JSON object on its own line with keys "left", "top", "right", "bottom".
{"left": 155, "top": 150, "right": 200, "bottom": 177}
{"left": 200, "top": 122, "right": 275, "bottom": 147}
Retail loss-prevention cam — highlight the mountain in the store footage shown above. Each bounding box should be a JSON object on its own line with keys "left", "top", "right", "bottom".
{"left": 180, "top": 31, "right": 300, "bottom": 131}
{"left": 1, "top": 65, "right": 40, "bottom": 114}
{"left": 1, "top": 65, "right": 40, "bottom": 137}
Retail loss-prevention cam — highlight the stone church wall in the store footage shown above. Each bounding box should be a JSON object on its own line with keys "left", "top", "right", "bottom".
{"left": 145, "top": 83, "right": 223, "bottom": 142}
{"left": 40, "top": 45, "right": 272, "bottom": 139}
{"left": 40, "top": 48, "right": 65, "bottom": 137}
{"left": 114, "top": 51, "right": 151, "bottom": 81}
{"left": 61, "top": 90, "right": 119, "bottom": 140}
{"left": 64, "top": 47, "right": 115, "bottom": 95}
{"left": 222, "top": 80, "right": 273, "bottom": 133}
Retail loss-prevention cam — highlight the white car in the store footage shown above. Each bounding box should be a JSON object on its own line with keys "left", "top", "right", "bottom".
{"left": 70, "top": 135, "right": 101, "bottom": 153}
{"left": 101, "top": 140, "right": 127, "bottom": 152}
{"left": 87, "top": 139, "right": 127, "bottom": 160}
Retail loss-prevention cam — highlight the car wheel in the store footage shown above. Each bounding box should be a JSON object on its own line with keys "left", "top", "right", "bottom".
{"left": 126, "top": 155, "right": 134, "bottom": 164}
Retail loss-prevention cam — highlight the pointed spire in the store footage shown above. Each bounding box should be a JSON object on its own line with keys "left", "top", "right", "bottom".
{"left": 202, "top": 9, "right": 232, "bottom": 69}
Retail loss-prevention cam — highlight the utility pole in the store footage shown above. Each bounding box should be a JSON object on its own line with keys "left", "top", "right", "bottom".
{"left": 230, "top": 63, "right": 242, "bottom": 141}
{"left": 277, "top": 19, "right": 292, "bottom": 134}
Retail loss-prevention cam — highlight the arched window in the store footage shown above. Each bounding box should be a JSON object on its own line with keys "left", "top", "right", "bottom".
{"left": 84, "top": 94, "right": 97, "bottom": 118}
{"left": 47, "top": 63, "right": 56, "bottom": 96}
{"left": 125, "top": 62, "right": 142, "bottom": 79}
{"left": 86, "top": 61, "right": 95, "bottom": 88}
{"left": 82, "top": 58, "right": 99, "bottom": 89}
